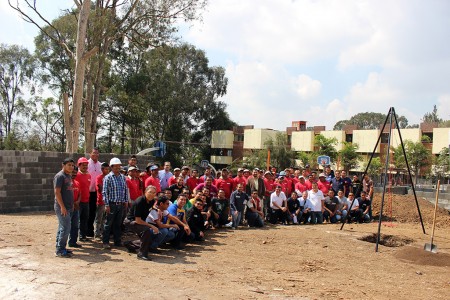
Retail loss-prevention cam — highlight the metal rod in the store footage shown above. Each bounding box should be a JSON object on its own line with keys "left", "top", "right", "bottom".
{"left": 340, "top": 110, "right": 391, "bottom": 230}
{"left": 376, "top": 107, "right": 394, "bottom": 252}
{"left": 392, "top": 109, "right": 426, "bottom": 234}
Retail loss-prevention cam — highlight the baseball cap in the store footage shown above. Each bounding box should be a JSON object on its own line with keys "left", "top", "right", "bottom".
{"left": 150, "top": 165, "right": 159, "bottom": 171}
{"left": 238, "top": 168, "right": 244, "bottom": 172}
{"left": 77, "top": 157, "right": 89, "bottom": 165}
{"left": 319, "top": 173, "right": 326, "bottom": 178}
{"left": 174, "top": 167, "right": 181, "bottom": 172}
{"left": 128, "top": 166, "right": 138, "bottom": 171}
{"left": 101, "top": 162, "right": 109, "bottom": 168}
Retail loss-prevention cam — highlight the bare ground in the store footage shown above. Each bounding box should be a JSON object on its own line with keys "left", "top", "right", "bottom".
{"left": 0, "top": 194, "right": 449, "bottom": 300}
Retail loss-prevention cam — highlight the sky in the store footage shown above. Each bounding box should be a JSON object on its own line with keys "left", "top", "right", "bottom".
{"left": 2, "top": 0, "right": 450, "bottom": 131}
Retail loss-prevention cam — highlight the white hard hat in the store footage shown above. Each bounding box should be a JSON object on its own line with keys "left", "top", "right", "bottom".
{"left": 109, "top": 157, "right": 122, "bottom": 166}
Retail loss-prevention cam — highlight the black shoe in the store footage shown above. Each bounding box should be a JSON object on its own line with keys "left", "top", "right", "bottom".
{"left": 173, "top": 244, "right": 185, "bottom": 250}
{"left": 114, "top": 242, "right": 124, "bottom": 247}
{"left": 148, "top": 248, "right": 162, "bottom": 254}
{"left": 68, "top": 243, "right": 82, "bottom": 248}
{"left": 137, "top": 253, "right": 151, "bottom": 261}
{"left": 79, "top": 237, "right": 88, "bottom": 242}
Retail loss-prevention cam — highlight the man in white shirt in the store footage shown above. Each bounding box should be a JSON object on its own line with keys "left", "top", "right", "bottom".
{"left": 346, "top": 192, "right": 362, "bottom": 223}
{"left": 305, "top": 182, "right": 325, "bottom": 224}
{"left": 269, "top": 185, "right": 288, "bottom": 224}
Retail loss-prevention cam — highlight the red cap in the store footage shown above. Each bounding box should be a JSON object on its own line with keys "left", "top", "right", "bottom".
{"left": 77, "top": 157, "right": 89, "bottom": 165}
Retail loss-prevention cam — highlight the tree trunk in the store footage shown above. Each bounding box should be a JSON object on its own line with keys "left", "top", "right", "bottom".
{"left": 68, "top": 0, "right": 91, "bottom": 153}
{"left": 84, "top": 70, "right": 94, "bottom": 152}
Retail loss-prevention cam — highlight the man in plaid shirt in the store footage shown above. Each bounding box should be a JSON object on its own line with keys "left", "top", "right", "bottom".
{"left": 102, "top": 157, "right": 129, "bottom": 249}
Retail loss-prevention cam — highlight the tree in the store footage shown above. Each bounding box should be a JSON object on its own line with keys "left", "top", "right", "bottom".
{"left": 10, "top": 0, "right": 208, "bottom": 153}
{"left": 392, "top": 140, "right": 432, "bottom": 184}
{"left": 265, "top": 132, "right": 296, "bottom": 170}
{"left": 433, "top": 147, "right": 449, "bottom": 181}
{"left": 333, "top": 112, "right": 409, "bottom": 130}
{"left": 364, "top": 157, "right": 382, "bottom": 178}
{"left": 422, "top": 104, "right": 442, "bottom": 124}
{"left": 314, "top": 134, "right": 338, "bottom": 161}
{"left": 339, "top": 142, "right": 361, "bottom": 172}
{"left": 297, "top": 151, "right": 317, "bottom": 169}
{"left": 0, "top": 44, "right": 36, "bottom": 147}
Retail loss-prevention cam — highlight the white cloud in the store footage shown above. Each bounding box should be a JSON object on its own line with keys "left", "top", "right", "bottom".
{"left": 437, "top": 94, "right": 450, "bottom": 121}
{"left": 293, "top": 74, "right": 321, "bottom": 99}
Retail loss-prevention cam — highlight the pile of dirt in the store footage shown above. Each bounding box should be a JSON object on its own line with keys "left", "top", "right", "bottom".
{"left": 359, "top": 233, "right": 414, "bottom": 247}
{"left": 371, "top": 194, "right": 450, "bottom": 228}
{"left": 394, "top": 247, "right": 450, "bottom": 267}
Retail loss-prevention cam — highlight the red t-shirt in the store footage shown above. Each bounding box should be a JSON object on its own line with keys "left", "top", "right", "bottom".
{"left": 305, "top": 180, "right": 314, "bottom": 191}
{"left": 145, "top": 176, "right": 161, "bottom": 193}
{"left": 77, "top": 172, "right": 91, "bottom": 203}
{"left": 233, "top": 176, "right": 247, "bottom": 190}
{"left": 295, "top": 182, "right": 308, "bottom": 194}
{"left": 276, "top": 179, "right": 290, "bottom": 196}
{"left": 127, "top": 177, "right": 143, "bottom": 201}
{"left": 140, "top": 173, "right": 150, "bottom": 183}
{"left": 263, "top": 178, "right": 275, "bottom": 197}
{"left": 168, "top": 176, "right": 178, "bottom": 187}
{"left": 96, "top": 174, "right": 106, "bottom": 205}
{"left": 216, "top": 177, "right": 235, "bottom": 199}
{"left": 73, "top": 179, "right": 80, "bottom": 203}
{"left": 317, "top": 180, "right": 331, "bottom": 195}
{"left": 186, "top": 177, "right": 200, "bottom": 193}
{"left": 284, "top": 177, "right": 294, "bottom": 195}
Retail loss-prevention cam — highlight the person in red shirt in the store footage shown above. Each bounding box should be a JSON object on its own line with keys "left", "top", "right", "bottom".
{"left": 126, "top": 166, "right": 143, "bottom": 202}
{"left": 168, "top": 167, "right": 182, "bottom": 186}
{"left": 94, "top": 162, "right": 109, "bottom": 239}
{"left": 186, "top": 169, "right": 200, "bottom": 196}
{"left": 69, "top": 166, "right": 82, "bottom": 248}
{"left": 275, "top": 172, "right": 291, "bottom": 195}
{"left": 283, "top": 169, "right": 294, "bottom": 196}
{"left": 295, "top": 176, "right": 308, "bottom": 194}
{"left": 77, "top": 157, "right": 91, "bottom": 241}
{"left": 140, "top": 163, "right": 153, "bottom": 183}
{"left": 263, "top": 171, "right": 275, "bottom": 217}
{"left": 215, "top": 168, "right": 235, "bottom": 199}
{"left": 292, "top": 169, "right": 301, "bottom": 185}
{"left": 144, "top": 165, "right": 161, "bottom": 193}
{"left": 233, "top": 168, "right": 247, "bottom": 190}
{"left": 317, "top": 173, "right": 331, "bottom": 196}
{"left": 199, "top": 166, "right": 215, "bottom": 184}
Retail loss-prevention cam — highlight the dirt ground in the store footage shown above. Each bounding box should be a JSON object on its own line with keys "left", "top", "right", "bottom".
{"left": 1, "top": 194, "right": 449, "bottom": 300}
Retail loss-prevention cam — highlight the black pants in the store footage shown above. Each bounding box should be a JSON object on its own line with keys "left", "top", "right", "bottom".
{"left": 269, "top": 208, "right": 287, "bottom": 224}
{"left": 348, "top": 209, "right": 362, "bottom": 223}
{"left": 87, "top": 192, "right": 97, "bottom": 236}
{"left": 123, "top": 219, "right": 153, "bottom": 256}
{"left": 79, "top": 202, "right": 89, "bottom": 238}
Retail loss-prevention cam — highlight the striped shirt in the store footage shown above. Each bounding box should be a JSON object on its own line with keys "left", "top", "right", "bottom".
{"left": 102, "top": 171, "right": 129, "bottom": 205}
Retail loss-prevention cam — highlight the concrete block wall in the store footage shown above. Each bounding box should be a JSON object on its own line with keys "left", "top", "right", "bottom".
{"left": 409, "top": 186, "right": 450, "bottom": 211}
{"left": 0, "top": 150, "right": 155, "bottom": 214}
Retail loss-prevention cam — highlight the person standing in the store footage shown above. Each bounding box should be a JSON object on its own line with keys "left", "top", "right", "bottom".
{"left": 54, "top": 158, "right": 75, "bottom": 257}
{"left": 87, "top": 147, "right": 102, "bottom": 237}
{"left": 230, "top": 183, "right": 249, "bottom": 229}
{"left": 94, "top": 162, "right": 109, "bottom": 240}
{"left": 158, "top": 161, "right": 173, "bottom": 191}
{"left": 102, "top": 157, "right": 129, "bottom": 249}
{"left": 69, "top": 166, "right": 82, "bottom": 248}
{"left": 77, "top": 157, "right": 91, "bottom": 241}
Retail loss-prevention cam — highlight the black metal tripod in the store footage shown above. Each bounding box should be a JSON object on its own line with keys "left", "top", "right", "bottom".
{"left": 340, "top": 107, "right": 426, "bottom": 252}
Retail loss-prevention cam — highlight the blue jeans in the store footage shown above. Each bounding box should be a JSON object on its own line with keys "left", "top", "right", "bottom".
{"left": 102, "top": 203, "right": 124, "bottom": 245}
{"left": 55, "top": 203, "right": 72, "bottom": 252}
{"left": 69, "top": 209, "right": 80, "bottom": 245}
{"left": 150, "top": 227, "right": 169, "bottom": 249}
{"left": 232, "top": 210, "right": 243, "bottom": 228}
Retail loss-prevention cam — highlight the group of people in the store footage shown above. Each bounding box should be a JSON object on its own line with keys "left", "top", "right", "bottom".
{"left": 53, "top": 149, "right": 375, "bottom": 261}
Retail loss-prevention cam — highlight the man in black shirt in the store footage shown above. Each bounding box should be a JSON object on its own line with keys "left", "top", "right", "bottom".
{"left": 168, "top": 176, "right": 186, "bottom": 202}
{"left": 123, "top": 185, "right": 159, "bottom": 261}
{"left": 286, "top": 192, "right": 301, "bottom": 224}
{"left": 358, "top": 191, "right": 372, "bottom": 223}
{"left": 351, "top": 175, "right": 362, "bottom": 198}
{"left": 323, "top": 190, "right": 340, "bottom": 223}
{"left": 187, "top": 199, "right": 207, "bottom": 241}
{"left": 210, "top": 189, "right": 232, "bottom": 227}
{"left": 230, "top": 183, "right": 248, "bottom": 229}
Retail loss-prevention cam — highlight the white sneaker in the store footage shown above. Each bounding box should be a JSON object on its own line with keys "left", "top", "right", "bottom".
{"left": 224, "top": 221, "right": 233, "bottom": 228}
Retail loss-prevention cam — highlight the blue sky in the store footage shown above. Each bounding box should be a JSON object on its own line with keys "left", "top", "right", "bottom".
{"left": 2, "top": 0, "right": 450, "bottom": 130}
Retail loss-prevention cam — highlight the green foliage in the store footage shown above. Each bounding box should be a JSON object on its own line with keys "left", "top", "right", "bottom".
{"left": 333, "top": 112, "right": 409, "bottom": 130}
{"left": 339, "top": 142, "right": 361, "bottom": 172}
{"left": 0, "top": 44, "right": 36, "bottom": 137}
{"left": 314, "top": 134, "right": 338, "bottom": 161}
{"left": 392, "top": 140, "right": 432, "bottom": 183}
{"left": 422, "top": 105, "right": 442, "bottom": 124}
{"left": 364, "top": 157, "right": 382, "bottom": 177}
{"left": 433, "top": 147, "right": 449, "bottom": 179}
{"left": 297, "top": 151, "right": 317, "bottom": 168}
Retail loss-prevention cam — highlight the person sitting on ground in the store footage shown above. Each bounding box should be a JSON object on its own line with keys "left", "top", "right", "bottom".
{"left": 167, "top": 194, "right": 194, "bottom": 247}
{"left": 306, "top": 182, "right": 325, "bottom": 224}
{"left": 145, "top": 195, "right": 190, "bottom": 252}
{"left": 123, "top": 186, "right": 159, "bottom": 261}
{"left": 269, "top": 185, "right": 288, "bottom": 224}
{"left": 357, "top": 191, "right": 372, "bottom": 223}
{"left": 346, "top": 192, "right": 361, "bottom": 223}
{"left": 335, "top": 190, "right": 349, "bottom": 223}
{"left": 287, "top": 191, "right": 302, "bottom": 224}
{"left": 174, "top": 187, "right": 192, "bottom": 211}
{"left": 298, "top": 191, "right": 310, "bottom": 224}
{"left": 187, "top": 199, "right": 207, "bottom": 241}
{"left": 230, "top": 183, "right": 249, "bottom": 229}
{"left": 210, "top": 189, "right": 232, "bottom": 228}
{"left": 246, "top": 190, "right": 264, "bottom": 228}
{"left": 323, "top": 190, "right": 340, "bottom": 223}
